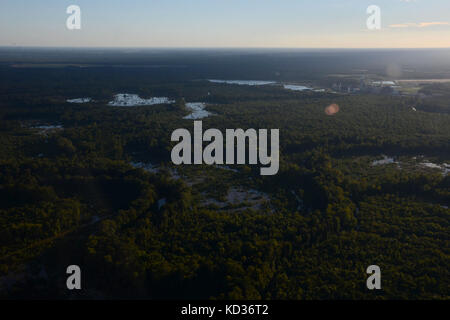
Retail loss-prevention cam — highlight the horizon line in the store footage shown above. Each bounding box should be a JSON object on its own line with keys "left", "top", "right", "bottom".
{"left": 1, "top": 46, "right": 450, "bottom": 50}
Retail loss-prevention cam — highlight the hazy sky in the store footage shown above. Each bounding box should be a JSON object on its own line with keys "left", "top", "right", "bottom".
{"left": 1, "top": 0, "right": 449, "bottom": 48}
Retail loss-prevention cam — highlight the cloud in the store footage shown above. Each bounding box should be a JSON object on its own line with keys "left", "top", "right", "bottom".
{"left": 389, "top": 22, "right": 449, "bottom": 28}
{"left": 418, "top": 22, "right": 450, "bottom": 27}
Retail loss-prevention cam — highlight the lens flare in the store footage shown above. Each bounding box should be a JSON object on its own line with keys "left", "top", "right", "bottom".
{"left": 325, "top": 103, "right": 339, "bottom": 115}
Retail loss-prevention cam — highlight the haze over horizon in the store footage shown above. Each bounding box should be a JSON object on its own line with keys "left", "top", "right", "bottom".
{"left": 1, "top": 0, "right": 450, "bottom": 49}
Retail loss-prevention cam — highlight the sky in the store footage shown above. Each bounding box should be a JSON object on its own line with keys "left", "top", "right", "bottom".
{"left": 0, "top": 0, "right": 449, "bottom": 48}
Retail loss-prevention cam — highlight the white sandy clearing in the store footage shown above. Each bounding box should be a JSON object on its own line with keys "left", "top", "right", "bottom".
{"left": 108, "top": 93, "right": 174, "bottom": 107}
{"left": 183, "top": 102, "right": 212, "bottom": 120}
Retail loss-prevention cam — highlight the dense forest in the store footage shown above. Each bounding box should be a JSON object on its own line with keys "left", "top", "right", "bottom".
{"left": 0, "top": 49, "right": 449, "bottom": 299}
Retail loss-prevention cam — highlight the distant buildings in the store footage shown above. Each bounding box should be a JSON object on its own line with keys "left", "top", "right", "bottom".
{"left": 331, "top": 79, "right": 403, "bottom": 96}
